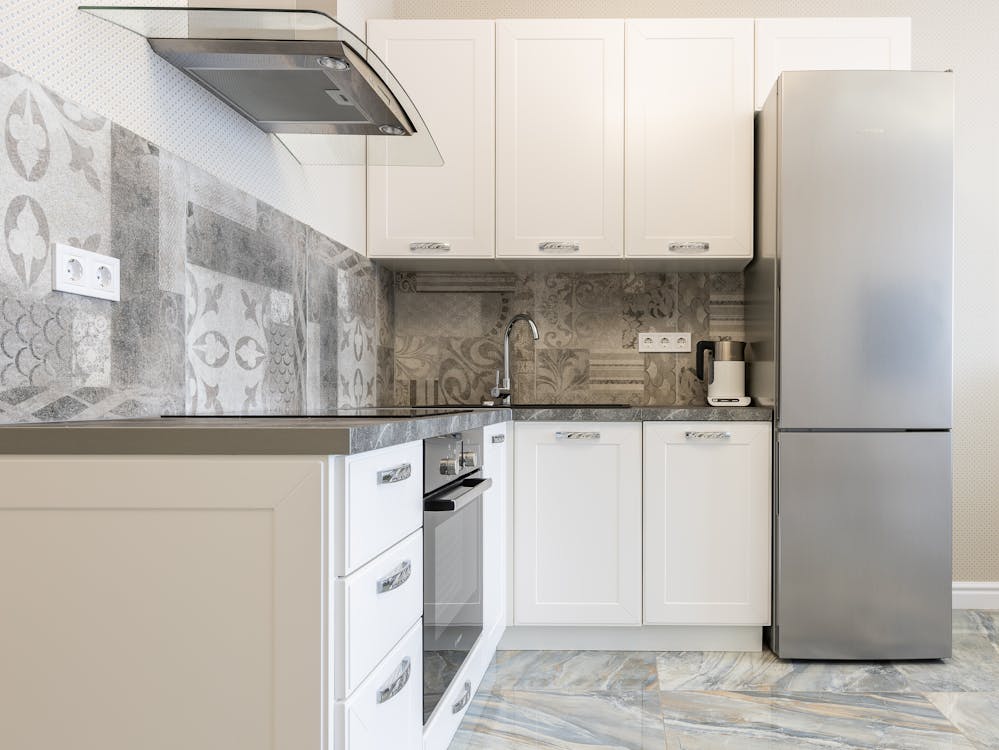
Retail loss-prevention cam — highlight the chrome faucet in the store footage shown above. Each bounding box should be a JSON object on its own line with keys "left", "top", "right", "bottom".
{"left": 490, "top": 313, "right": 539, "bottom": 405}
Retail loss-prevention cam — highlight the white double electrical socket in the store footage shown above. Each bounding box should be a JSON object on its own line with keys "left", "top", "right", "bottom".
{"left": 637, "top": 331, "right": 692, "bottom": 353}
{"left": 52, "top": 243, "right": 120, "bottom": 302}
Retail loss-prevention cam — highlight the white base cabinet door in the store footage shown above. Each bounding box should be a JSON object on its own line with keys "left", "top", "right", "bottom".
{"left": 644, "top": 422, "right": 772, "bottom": 626}
{"left": 625, "top": 19, "right": 754, "bottom": 262}
{"left": 513, "top": 422, "right": 642, "bottom": 625}
{"left": 482, "top": 421, "right": 511, "bottom": 633}
{"left": 367, "top": 20, "right": 495, "bottom": 259}
{"left": 755, "top": 17, "right": 911, "bottom": 108}
{"left": 496, "top": 20, "right": 624, "bottom": 258}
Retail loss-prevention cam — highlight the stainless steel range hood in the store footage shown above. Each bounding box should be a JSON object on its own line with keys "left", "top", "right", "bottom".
{"left": 79, "top": 5, "right": 442, "bottom": 166}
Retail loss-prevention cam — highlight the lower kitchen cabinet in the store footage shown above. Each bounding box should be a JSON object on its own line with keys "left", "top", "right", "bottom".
{"left": 643, "top": 421, "right": 772, "bottom": 625}
{"left": 513, "top": 422, "right": 642, "bottom": 625}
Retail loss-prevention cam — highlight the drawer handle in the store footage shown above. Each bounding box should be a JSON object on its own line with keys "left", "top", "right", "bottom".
{"left": 555, "top": 431, "right": 600, "bottom": 441}
{"left": 410, "top": 241, "right": 451, "bottom": 254}
{"left": 538, "top": 241, "right": 580, "bottom": 254}
{"left": 376, "top": 657, "right": 411, "bottom": 704}
{"left": 685, "top": 431, "right": 732, "bottom": 441}
{"left": 377, "top": 463, "right": 412, "bottom": 484}
{"left": 491, "top": 434, "right": 506, "bottom": 444}
{"left": 376, "top": 560, "right": 412, "bottom": 594}
{"left": 668, "top": 241, "right": 710, "bottom": 254}
{"left": 452, "top": 680, "right": 472, "bottom": 714}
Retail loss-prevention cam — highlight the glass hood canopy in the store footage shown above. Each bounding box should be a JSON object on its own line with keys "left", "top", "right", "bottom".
{"left": 79, "top": 6, "right": 443, "bottom": 166}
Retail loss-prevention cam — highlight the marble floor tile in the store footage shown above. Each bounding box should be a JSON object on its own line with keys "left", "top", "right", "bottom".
{"left": 484, "top": 651, "right": 658, "bottom": 693}
{"left": 926, "top": 692, "right": 999, "bottom": 749}
{"left": 894, "top": 632, "right": 999, "bottom": 692}
{"left": 659, "top": 691, "right": 976, "bottom": 750}
{"left": 656, "top": 650, "right": 910, "bottom": 693}
{"left": 451, "top": 688, "right": 666, "bottom": 750}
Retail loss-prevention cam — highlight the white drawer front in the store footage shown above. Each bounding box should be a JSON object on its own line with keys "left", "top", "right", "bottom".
{"left": 342, "top": 441, "right": 423, "bottom": 575}
{"left": 335, "top": 530, "right": 424, "bottom": 699}
{"left": 336, "top": 619, "right": 423, "bottom": 750}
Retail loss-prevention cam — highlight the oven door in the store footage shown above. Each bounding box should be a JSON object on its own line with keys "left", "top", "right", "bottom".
{"left": 422, "top": 475, "right": 491, "bottom": 724}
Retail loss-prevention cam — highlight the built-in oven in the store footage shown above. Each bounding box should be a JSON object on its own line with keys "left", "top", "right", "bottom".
{"left": 422, "top": 428, "right": 491, "bottom": 724}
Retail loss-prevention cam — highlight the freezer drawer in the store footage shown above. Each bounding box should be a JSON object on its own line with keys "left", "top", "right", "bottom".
{"left": 775, "top": 431, "right": 952, "bottom": 660}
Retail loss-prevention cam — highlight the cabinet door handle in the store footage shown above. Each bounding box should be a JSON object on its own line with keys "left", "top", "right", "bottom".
{"left": 491, "top": 434, "right": 506, "bottom": 444}
{"left": 685, "top": 431, "right": 732, "bottom": 441}
{"left": 555, "top": 431, "right": 600, "bottom": 441}
{"left": 377, "top": 463, "right": 412, "bottom": 484}
{"left": 376, "top": 657, "right": 411, "bottom": 704}
{"left": 452, "top": 680, "right": 472, "bottom": 714}
{"left": 538, "top": 241, "right": 580, "bottom": 254}
{"left": 375, "top": 560, "right": 412, "bottom": 594}
{"left": 668, "top": 241, "right": 710, "bottom": 254}
{"left": 410, "top": 242, "right": 451, "bottom": 254}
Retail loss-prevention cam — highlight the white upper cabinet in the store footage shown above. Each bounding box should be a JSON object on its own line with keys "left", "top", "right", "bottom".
{"left": 367, "top": 20, "right": 495, "bottom": 258}
{"left": 755, "top": 17, "right": 912, "bottom": 108}
{"left": 513, "top": 423, "right": 642, "bottom": 625}
{"left": 625, "top": 19, "right": 754, "bottom": 263}
{"left": 644, "top": 422, "right": 772, "bottom": 626}
{"left": 496, "top": 20, "right": 625, "bottom": 258}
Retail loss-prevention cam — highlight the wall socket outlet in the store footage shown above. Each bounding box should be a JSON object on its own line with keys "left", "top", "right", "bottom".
{"left": 52, "top": 243, "right": 120, "bottom": 302}
{"left": 637, "top": 331, "right": 692, "bottom": 353}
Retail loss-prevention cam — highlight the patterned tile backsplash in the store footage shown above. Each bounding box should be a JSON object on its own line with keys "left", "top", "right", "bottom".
{"left": 393, "top": 271, "right": 745, "bottom": 407}
{"left": 0, "top": 61, "right": 392, "bottom": 422}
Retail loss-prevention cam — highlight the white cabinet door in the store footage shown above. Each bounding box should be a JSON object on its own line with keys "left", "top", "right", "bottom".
{"left": 644, "top": 422, "right": 772, "bottom": 625}
{"left": 755, "top": 17, "right": 911, "bottom": 108}
{"left": 625, "top": 19, "right": 753, "bottom": 262}
{"left": 482, "top": 421, "right": 510, "bottom": 634}
{"left": 514, "top": 422, "right": 641, "bottom": 624}
{"left": 367, "top": 20, "right": 495, "bottom": 258}
{"left": 496, "top": 20, "right": 624, "bottom": 258}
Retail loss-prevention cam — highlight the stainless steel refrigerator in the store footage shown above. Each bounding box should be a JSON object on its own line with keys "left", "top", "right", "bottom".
{"left": 747, "top": 71, "right": 954, "bottom": 660}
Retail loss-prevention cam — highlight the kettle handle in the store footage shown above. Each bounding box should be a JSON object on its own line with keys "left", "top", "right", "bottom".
{"left": 696, "top": 341, "right": 715, "bottom": 381}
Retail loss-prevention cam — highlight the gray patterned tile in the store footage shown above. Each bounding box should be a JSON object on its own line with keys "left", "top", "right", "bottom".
{"left": 110, "top": 124, "right": 159, "bottom": 295}
{"left": 0, "top": 66, "right": 111, "bottom": 298}
{"left": 31, "top": 394, "right": 87, "bottom": 421}
{"left": 536, "top": 348, "right": 589, "bottom": 404}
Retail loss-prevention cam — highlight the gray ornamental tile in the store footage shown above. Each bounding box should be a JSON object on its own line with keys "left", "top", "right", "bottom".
{"left": 31, "top": 394, "right": 87, "bottom": 421}
{"left": 0, "top": 385, "right": 45, "bottom": 405}
{"left": 535, "top": 348, "right": 589, "bottom": 404}
{"left": 1, "top": 68, "right": 111, "bottom": 298}
{"left": 109, "top": 291, "right": 185, "bottom": 394}
{"left": 110, "top": 124, "right": 159, "bottom": 295}
{"left": 437, "top": 337, "right": 503, "bottom": 405}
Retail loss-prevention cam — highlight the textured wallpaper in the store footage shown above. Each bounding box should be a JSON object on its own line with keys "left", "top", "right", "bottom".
{"left": 394, "top": 271, "right": 743, "bottom": 407}
{"left": 0, "top": 61, "right": 393, "bottom": 422}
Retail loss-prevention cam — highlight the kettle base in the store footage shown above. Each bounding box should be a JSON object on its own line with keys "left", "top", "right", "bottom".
{"left": 707, "top": 396, "right": 752, "bottom": 407}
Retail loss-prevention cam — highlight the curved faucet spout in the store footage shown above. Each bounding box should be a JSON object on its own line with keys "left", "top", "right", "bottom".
{"left": 491, "top": 313, "right": 539, "bottom": 405}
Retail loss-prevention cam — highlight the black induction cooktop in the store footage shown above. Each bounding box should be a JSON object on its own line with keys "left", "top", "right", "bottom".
{"left": 162, "top": 407, "right": 475, "bottom": 419}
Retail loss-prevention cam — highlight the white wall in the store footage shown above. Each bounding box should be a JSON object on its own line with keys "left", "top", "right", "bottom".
{"left": 392, "top": 0, "right": 999, "bottom": 583}
{"left": 0, "top": 0, "right": 385, "bottom": 248}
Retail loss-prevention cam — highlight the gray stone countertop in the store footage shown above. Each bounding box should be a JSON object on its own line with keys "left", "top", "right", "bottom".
{"left": 508, "top": 405, "right": 773, "bottom": 422}
{"left": 0, "top": 405, "right": 772, "bottom": 456}
{"left": 0, "top": 410, "right": 511, "bottom": 456}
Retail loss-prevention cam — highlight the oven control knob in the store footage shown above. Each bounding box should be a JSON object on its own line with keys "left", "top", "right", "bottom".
{"left": 439, "top": 457, "right": 459, "bottom": 476}
{"left": 460, "top": 450, "right": 478, "bottom": 469}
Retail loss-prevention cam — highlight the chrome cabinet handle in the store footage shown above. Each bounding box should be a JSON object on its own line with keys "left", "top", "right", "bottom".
{"left": 538, "top": 241, "right": 580, "bottom": 254}
{"left": 376, "top": 657, "right": 411, "bottom": 704}
{"left": 555, "top": 431, "right": 600, "bottom": 441}
{"left": 452, "top": 680, "right": 472, "bottom": 714}
{"left": 668, "top": 241, "right": 710, "bottom": 254}
{"left": 685, "top": 431, "right": 732, "bottom": 440}
{"left": 377, "top": 463, "right": 412, "bottom": 484}
{"left": 375, "top": 560, "right": 412, "bottom": 594}
{"left": 491, "top": 434, "right": 506, "bottom": 444}
{"left": 410, "top": 242, "right": 451, "bottom": 254}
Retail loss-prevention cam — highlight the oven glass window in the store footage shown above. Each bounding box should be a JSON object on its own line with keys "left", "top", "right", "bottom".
{"left": 423, "top": 494, "right": 483, "bottom": 723}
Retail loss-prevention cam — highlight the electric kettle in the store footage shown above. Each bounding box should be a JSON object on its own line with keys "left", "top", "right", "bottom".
{"left": 695, "top": 340, "right": 751, "bottom": 407}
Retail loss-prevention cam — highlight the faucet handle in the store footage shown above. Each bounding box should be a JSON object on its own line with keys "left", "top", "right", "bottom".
{"left": 494, "top": 369, "right": 501, "bottom": 387}
{"left": 490, "top": 370, "right": 507, "bottom": 400}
